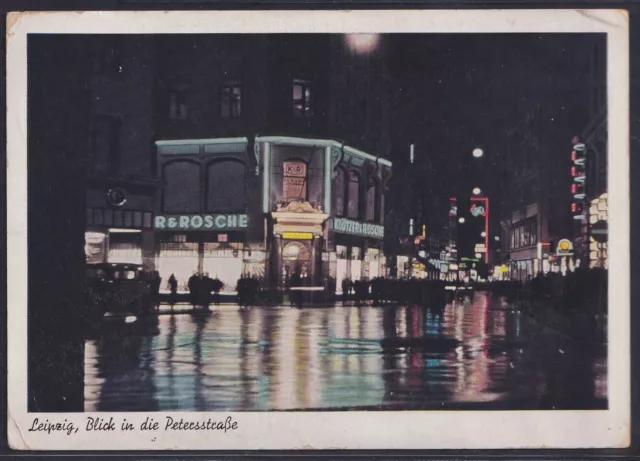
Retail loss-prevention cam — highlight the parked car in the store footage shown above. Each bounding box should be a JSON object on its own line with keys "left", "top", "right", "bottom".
{"left": 85, "top": 263, "right": 156, "bottom": 324}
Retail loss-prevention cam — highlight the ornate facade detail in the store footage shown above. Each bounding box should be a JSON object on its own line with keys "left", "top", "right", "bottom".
{"left": 330, "top": 146, "right": 343, "bottom": 172}
{"left": 253, "top": 139, "right": 261, "bottom": 176}
{"left": 275, "top": 200, "right": 320, "bottom": 214}
{"left": 381, "top": 166, "right": 393, "bottom": 192}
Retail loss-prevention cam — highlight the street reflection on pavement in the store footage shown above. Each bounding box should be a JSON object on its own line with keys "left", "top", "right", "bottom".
{"left": 84, "top": 292, "right": 607, "bottom": 411}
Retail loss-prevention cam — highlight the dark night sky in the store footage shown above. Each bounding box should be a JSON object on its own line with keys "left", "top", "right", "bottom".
{"left": 386, "top": 33, "right": 602, "bottom": 164}
{"left": 380, "top": 33, "right": 605, "bottom": 230}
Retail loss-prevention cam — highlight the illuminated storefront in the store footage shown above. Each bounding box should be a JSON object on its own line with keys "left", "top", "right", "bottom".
{"left": 85, "top": 206, "right": 155, "bottom": 266}
{"left": 152, "top": 136, "right": 392, "bottom": 295}
{"left": 155, "top": 138, "right": 265, "bottom": 292}
{"left": 589, "top": 193, "right": 608, "bottom": 269}
{"left": 154, "top": 214, "right": 257, "bottom": 292}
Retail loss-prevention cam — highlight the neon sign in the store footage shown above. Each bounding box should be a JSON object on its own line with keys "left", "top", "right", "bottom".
{"left": 571, "top": 139, "right": 587, "bottom": 220}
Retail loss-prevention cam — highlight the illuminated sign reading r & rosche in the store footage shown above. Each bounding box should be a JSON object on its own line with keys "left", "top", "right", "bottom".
{"left": 155, "top": 214, "right": 249, "bottom": 231}
{"left": 331, "top": 218, "right": 384, "bottom": 239}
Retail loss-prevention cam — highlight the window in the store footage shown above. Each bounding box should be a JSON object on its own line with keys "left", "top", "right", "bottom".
{"left": 366, "top": 185, "right": 376, "bottom": 222}
{"left": 293, "top": 79, "right": 312, "bottom": 118}
{"left": 169, "top": 89, "right": 188, "bottom": 120}
{"left": 283, "top": 160, "right": 308, "bottom": 202}
{"left": 207, "top": 160, "right": 246, "bottom": 212}
{"left": 220, "top": 83, "right": 242, "bottom": 118}
{"left": 531, "top": 222, "right": 538, "bottom": 246}
{"left": 347, "top": 171, "right": 360, "bottom": 219}
{"left": 333, "top": 168, "right": 346, "bottom": 216}
{"left": 163, "top": 161, "right": 200, "bottom": 213}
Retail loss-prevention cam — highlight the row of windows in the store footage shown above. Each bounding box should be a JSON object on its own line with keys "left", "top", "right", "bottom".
{"left": 281, "top": 160, "right": 381, "bottom": 223}
{"left": 163, "top": 160, "right": 246, "bottom": 214}
{"left": 162, "top": 159, "right": 383, "bottom": 223}
{"left": 333, "top": 168, "right": 382, "bottom": 223}
{"left": 510, "top": 217, "right": 538, "bottom": 250}
{"left": 168, "top": 79, "right": 313, "bottom": 121}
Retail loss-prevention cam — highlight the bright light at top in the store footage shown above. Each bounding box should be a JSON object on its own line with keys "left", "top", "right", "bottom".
{"left": 345, "top": 34, "right": 381, "bottom": 54}
{"left": 458, "top": 217, "right": 466, "bottom": 224}
{"left": 472, "top": 187, "right": 482, "bottom": 195}
{"left": 481, "top": 231, "right": 487, "bottom": 237}
{"left": 472, "top": 148, "right": 484, "bottom": 158}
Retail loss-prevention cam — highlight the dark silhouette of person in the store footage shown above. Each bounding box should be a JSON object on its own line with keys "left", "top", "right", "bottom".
{"left": 341, "top": 278, "right": 351, "bottom": 306}
{"left": 290, "top": 271, "right": 303, "bottom": 308}
{"left": 168, "top": 273, "right": 178, "bottom": 311}
{"left": 200, "top": 273, "right": 212, "bottom": 310}
{"left": 188, "top": 272, "right": 199, "bottom": 309}
{"left": 211, "top": 277, "right": 223, "bottom": 306}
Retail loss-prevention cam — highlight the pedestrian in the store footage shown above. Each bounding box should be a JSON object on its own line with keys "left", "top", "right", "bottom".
{"left": 200, "top": 272, "right": 213, "bottom": 310}
{"left": 211, "top": 277, "right": 223, "bottom": 306}
{"left": 168, "top": 273, "right": 178, "bottom": 311}
{"left": 188, "top": 271, "right": 199, "bottom": 309}
{"left": 341, "top": 278, "right": 351, "bottom": 306}
{"left": 290, "top": 271, "right": 303, "bottom": 308}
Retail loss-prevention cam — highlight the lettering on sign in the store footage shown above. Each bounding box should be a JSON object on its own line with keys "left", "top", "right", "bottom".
{"left": 284, "top": 161, "right": 307, "bottom": 177}
{"left": 331, "top": 218, "right": 384, "bottom": 239}
{"left": 283, "top": 161, "right": 307, "bottom": 200}
{"left": 154, "top": 214, "right": 249, "bottom": 231}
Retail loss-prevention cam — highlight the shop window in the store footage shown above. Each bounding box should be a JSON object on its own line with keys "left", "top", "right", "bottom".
{"left": 207, "top": 160, "right": 246, "bottom": 212}
{"left": 347, "top": 171, "right": 361, "bottom": 219}
{"left": 163, "top": 161, "right": 200, "bottom": 213}
{"left": 293, "top": 79, "right": 312, "bottom": 118}
{"left": 169, "top": 89, "right": 188, "bottom": 120}
{"left": 333, "top": 168, "right": 346, "bottom": 216}
{"left": 283, "top": 160, "right": 308, "bottom": 202}
{"left": 365, "top": 184, "right": 376, "bottom": 222}
{"left": 220, "top": 82, "right": 242, "bottom": 118}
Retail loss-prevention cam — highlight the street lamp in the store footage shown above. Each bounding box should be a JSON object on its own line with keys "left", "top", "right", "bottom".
{"left": 472, "top": 148, "right": 484, "bottom": 158}
{"left": 494, "top": 235, "right": 500, "bottom": 241}
{"left": 481, "top": 231, "right": 487, "bottom": 238}
{"left": 458, "top": 217, "right": 466, "bottom": 224}
{"left": 345, "top": 34, "right": 381, "bottom": 54}
{"left": 472, "top": 187, "right": 482, "bottom": 195}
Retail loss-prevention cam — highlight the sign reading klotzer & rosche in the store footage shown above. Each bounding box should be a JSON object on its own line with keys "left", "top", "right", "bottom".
{"left": 331, "top": 218, "right": 384, "bottom": 239}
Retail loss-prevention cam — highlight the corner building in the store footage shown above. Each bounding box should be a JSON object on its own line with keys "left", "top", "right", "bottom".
{"left": 153, "top": 136, "right": 391, "bottom": 295}
{"left": 135, "top": 33, "right": 394, "bottom": 294}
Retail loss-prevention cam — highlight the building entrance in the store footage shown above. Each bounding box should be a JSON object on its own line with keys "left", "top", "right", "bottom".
{"left": 281, "top": 240, "right": 312, "bottom": 287}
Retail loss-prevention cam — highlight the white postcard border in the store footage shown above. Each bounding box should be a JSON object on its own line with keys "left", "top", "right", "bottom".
{"left": 6, "top": 9, "right": 630, "bottom": 450}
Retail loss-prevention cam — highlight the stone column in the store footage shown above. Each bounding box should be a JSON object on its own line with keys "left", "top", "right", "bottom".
{"left": 310, "top": 236, "right": 320, "bottom": 286}
{"left": 197, "top": 240, "right": 204, "bottom": 274}
{"left": 141, "top": 229, "right": 156, "bottom": 270}
{"left": 274, "top": 236, "right": 283, "bottom": 289}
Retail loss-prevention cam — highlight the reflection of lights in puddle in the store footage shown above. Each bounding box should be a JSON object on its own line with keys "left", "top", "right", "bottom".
{"left": 125, "top": 316, "right": 137, "bottom": 324}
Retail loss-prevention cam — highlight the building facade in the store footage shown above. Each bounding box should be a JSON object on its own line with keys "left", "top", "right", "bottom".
{"left": 83, "top": 34, "right": 393, "bottom": 295}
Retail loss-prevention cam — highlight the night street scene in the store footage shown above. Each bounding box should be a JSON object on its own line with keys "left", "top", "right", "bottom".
{"left": 28, "top": 32, "right": 608, "bottom": 413}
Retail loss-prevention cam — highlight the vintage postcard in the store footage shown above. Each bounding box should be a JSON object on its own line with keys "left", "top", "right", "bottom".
{"left": 6, "top": 9, "right": 629, "bottom": 450}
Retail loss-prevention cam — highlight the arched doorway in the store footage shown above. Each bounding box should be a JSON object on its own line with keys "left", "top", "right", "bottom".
{"left": 282, "top": 240, "right": 312, "bottom": 286}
